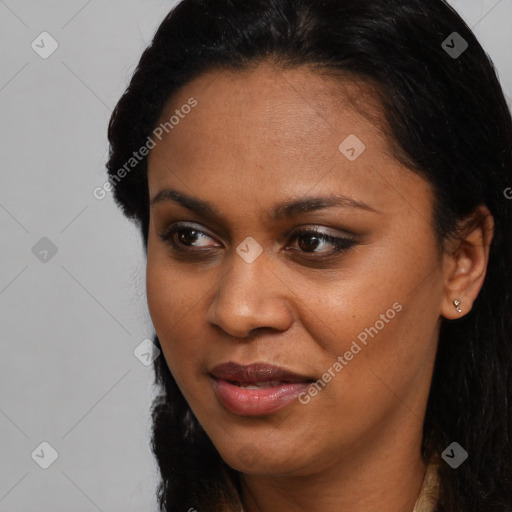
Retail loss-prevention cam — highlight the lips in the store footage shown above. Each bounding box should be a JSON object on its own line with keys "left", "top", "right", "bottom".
{"left": 209, "top": 362, "right": 317, "bottom": 415}
{"left": 209, "top": 361, "right": 314, "bottom": 385}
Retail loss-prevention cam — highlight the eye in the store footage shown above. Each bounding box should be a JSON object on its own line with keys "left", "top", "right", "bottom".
{"left": 158, "top": 224, "right": 219, "bottom": 250}
{"left": 288, "top": 228, "right": 357, "bottom": 256}
{"left": 158, "top": 223, "right": 358, "bottom": 257}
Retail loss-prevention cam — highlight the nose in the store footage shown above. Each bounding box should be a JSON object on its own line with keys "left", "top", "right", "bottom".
{"left": 205, "top": 248, "right": 295, "bottom": 338}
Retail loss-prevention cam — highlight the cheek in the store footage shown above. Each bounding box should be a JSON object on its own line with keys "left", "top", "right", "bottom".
{"left": 145, "top": 253, "right": 207, "bottom": 382}
{"left": 146, "top": 252, "right": 185, "bottom": 361}
{"left": 145, "top": 256, "right": 169, "bottom": 332}
{"left": 300, "top": 240, "right": 441, "bottom": 400}
{"left": 294, "top": 304, "right": 435, "bottom": 449}
{"left": 145, "top": 241, "right": 192, "bottom": 333}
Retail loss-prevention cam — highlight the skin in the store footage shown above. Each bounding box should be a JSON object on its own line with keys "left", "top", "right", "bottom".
{"left": 145, "top": 61, "right": 494, "bottom": 512}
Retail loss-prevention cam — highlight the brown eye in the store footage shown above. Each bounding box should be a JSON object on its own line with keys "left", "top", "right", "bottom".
{"left": 290, "top": 229, "right": 357, "bottom": 256}
{"left": 158, "top": 223, "right": 358, "bottom": 259}
{"left": 159, "top": 225, "right": 218, "bottom": 250}
{"left": 297, "top": 233, "right": 323, "bottom": 252}
{"left": 176, "top": 228, "right": 201, "bottom": 246}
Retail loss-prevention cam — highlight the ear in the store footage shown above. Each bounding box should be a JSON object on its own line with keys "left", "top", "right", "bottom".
{"left": 440, "top": 205, "right": 495, "bottom": 320}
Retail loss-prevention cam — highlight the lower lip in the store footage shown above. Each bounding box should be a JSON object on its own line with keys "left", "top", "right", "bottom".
{"left": 211, "top": 377, "right": 311, "bottom": 416}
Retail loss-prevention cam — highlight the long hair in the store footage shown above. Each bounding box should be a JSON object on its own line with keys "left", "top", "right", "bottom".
{"left": 106, "top": 1, "right": 512, "bottom": 510}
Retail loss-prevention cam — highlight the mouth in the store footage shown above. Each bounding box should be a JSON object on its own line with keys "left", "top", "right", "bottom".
{"left": 209, "top": 361, "right": 316, "bottom": 416}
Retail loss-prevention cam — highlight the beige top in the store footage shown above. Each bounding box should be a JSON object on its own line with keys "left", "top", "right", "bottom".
{"left": 412, "top": 459, "right": 441, "bottom": 512}
{"left": 231, "top": 459, "right": 441, "bottom": 512}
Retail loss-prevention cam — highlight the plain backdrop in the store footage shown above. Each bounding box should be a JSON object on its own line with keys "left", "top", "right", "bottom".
{"left": 1, "top": 1, "right": 511, "bottom": 511}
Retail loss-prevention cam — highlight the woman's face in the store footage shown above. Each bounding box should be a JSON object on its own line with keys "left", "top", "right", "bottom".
{"left": 146, "top": 62, "right": 447, "bottom": 476}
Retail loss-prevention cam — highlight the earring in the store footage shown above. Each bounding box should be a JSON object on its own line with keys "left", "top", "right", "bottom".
{"left": 453, "top": 299, "right": 462, "bottom": 313}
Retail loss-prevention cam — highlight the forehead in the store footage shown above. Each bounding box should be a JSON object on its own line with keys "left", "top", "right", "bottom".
{"left": 147, "top": 61, "right": 432, "bottom": 221}
{"left": 152, "top": 61, "right": 389, "bottom": 152}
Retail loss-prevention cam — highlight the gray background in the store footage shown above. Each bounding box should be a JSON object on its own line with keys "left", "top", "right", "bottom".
{"left": 1, "top": 1, "right": 511, "bottom": 511}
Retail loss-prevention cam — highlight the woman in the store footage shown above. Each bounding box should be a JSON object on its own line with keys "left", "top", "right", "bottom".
{"left": 106, "top": 0, "right": 512, "bottom": 510}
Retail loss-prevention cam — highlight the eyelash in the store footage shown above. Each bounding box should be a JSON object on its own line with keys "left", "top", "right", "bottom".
{"left": 158, "top": 223, "right": 358, "bottom": 258}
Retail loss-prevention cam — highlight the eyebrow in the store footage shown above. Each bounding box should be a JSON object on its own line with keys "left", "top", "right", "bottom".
{"left": 150, "top": 188, "right": 380, "bottom": 220}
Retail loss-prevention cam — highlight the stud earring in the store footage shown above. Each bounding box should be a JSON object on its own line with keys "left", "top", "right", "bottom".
{"left": 453, "top": 299, "right": 462, "bottom": 313}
